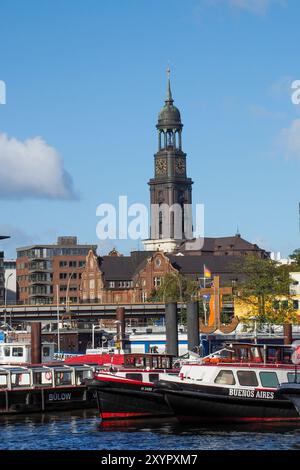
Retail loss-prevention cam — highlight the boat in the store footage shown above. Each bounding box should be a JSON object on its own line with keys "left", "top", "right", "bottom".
{"left": 0, "top": 340, "right": 56, "bottom": 365}
{"left": 0, "top": 328, "right": 99, "bottom": 414}
{"left": 0, "top": 362, "right": 97, "bottom": 414}
{"left": 87, "top": 352, "right": 179, "bottom": 421}
{"left": 154, "top": 342, "right": 300, "bottom": 423}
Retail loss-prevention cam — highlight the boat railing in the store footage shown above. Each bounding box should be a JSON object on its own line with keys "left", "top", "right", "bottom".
{"left": 198, "top": 360, "right": 296, "bottom": 369}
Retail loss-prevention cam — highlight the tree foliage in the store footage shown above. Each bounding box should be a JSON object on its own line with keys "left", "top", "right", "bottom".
{"left": 235, "top": 256, "right": 298, "bottom": 324}
{"left": 289, "top": 248, "right": 300, "bottom": 270}
{"left": 148, "top": 272, "right": 198, "bottom": 303}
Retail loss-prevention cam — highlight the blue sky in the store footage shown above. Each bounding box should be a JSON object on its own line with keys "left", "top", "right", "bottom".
{"left": 0, "top": 0, "right": 300, "bottom": 258}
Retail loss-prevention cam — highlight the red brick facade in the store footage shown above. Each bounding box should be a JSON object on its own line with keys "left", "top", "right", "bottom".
{"left": 80, "top": 250, "right": 177, "bottom": 303}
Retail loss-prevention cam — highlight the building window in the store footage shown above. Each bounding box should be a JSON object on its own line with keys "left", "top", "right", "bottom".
{"left": 59, "top": 261, "right": 67, "bottom": 267}
{"left": 69, "top": 261, "right": 77, "bottom": 267}
{"left": 109, "top": 282, "right": 115, "bottom": 288}
{"left": 79, "top": 261, "right": 85, "bottom": 267}
{"left": 59, "top": 273, "right": 68, "bottom": 279}
{"left": 293, "top": 300, "right": 299, "bottom": 310}
{"left": 154, "top": 277, "right": 161, "bottom": 288}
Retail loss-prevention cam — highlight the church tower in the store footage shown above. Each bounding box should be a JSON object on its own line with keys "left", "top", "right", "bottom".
{"left": 143, "top": 69, "right": 193, "bottom": 253}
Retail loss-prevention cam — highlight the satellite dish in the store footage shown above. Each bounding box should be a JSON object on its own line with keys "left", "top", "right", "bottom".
{"left": 291, "top": 341, "right": 300, "bottom": 365}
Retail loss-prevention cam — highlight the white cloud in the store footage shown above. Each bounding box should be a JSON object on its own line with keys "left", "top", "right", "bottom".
{"left": 278, "top": 119, "right": 300, "bottom": 159}
{"left": 230, "top": 0, "right": 274, "bottom": 14}
{"left": 268, "top": 75, "right": 294, "bottom": 101}
{"left": 0, "top": 132, "right": 77, "bottom": 199}
{"left": 205, "top": 0, "right": 286, "bottom": 15}
{"left": 249, "top": 105, "right": 286, "bottom": 119}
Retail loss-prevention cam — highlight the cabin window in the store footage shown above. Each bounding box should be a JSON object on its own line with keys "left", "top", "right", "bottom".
{"left": 145, "top": 357, "right": 152, "bottom": 368}
{"left": 12, "top": 347, "right": 23, "bottom": 357}
{"left": 75, "top": 369, "right": 93, "bottom": 385}
{"left": 237, "top": 371, "right": 258, "bottom": 387}
{"left": 43, "top": 347, "right": 50, "bottom": 357}
{"left": 4, "top": 347, "right": 10, "bottom": 357}
{"left": 125, "top": 373, "right": 143, "bottom": 381}
{"left": 161, "top": 357, "right": 171, "bottom": 369}
{"left": 54, "top": 371, "right": 72, "bottom": 386}
{"left": 149, "top": 373, "right": 159, "bottom": 382}
{"left": 287, "top": 372, "right": 300, "bottom": 383}
{"left": 214, "top": 370, "right": 235, "bottom": 385}
{"left": 259, "top": 372, "right": 279, "bottom": 388}
{"left": 11, "top": 373, "right": 30, "bottom": 387}
{"left": 0, "top": 374, "right": 7, "bottom": 388}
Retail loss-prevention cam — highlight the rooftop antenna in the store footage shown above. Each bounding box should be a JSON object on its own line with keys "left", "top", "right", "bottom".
{"left": 236, "top": 225, "right": 241, "bottom": 237}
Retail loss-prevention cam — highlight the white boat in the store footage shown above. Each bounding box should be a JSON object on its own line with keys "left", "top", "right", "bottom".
{"left": 155, "top": 342, "right": 300, "bottom": 423}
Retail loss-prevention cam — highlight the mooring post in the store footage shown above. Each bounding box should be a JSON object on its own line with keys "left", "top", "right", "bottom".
{"left": 165, "top": 302, "right": 178, "bottom": 357}
{"left": 187, "top": 301, "right": 199, "bottom": 352}
{"left": 116, "top": 307, "right": 125, "bottom": 350}
{"left": 284, "top": 323, "right": 293, "bottom": 345}
{"left": 31, "top": 322, "right": 42, "bottom": 364}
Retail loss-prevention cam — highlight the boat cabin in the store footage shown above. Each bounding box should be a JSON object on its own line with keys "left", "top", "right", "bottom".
{"left": 0, "top": 342, "right": 55, "bottom": 365}
{"left": 0, "top": 363, "right": 95, "bottom": 391}
{"left": 122, "top": 353, "right": 174, "bottom": 370}
{"left": 205, "top": 343, "right": 293, "bottom": 365}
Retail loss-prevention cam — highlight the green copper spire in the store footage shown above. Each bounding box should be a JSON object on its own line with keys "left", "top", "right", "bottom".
{"left": 166, "top": 66, "right": 173, "bottom": 104}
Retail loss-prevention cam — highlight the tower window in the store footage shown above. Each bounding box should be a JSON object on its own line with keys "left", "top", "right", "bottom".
{"left": 159, "top": 211, "right": 163, "bottom": 239}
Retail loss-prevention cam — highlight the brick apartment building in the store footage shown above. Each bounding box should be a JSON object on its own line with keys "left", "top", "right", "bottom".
{"left": 17, "top": 236, "right": 97, "bottom": 305}
{"left": 80, "top": 234, "right": 268, "bottom": 304}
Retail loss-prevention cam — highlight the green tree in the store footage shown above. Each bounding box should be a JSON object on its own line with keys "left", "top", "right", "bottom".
{"left": 148, "top": 272, "right": 198, "bottom": 303}
{"left": 235, "top": 256, "right": 298, "bottom": 324}
{"left": 289, "top": 249, "right": 300, "bottom": 270}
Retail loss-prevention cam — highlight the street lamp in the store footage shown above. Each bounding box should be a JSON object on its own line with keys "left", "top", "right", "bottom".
{"left": 4, "top": 272, "right": 13, "bottom": 326}
{"left": 163, "top": 273, "right": 183, "bottom": 303}
{"left": 114, "top": 320, "right": 122, "bottom": 351}
{"left": 91, "top": 324, "right": 105, "bottom": 349}
{"left": 249, "top": 316, "right": 258, "bottom": 344}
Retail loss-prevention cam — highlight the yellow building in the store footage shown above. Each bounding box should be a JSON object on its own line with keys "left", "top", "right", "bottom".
{"left": 233, "top": 272, "right": 300, "bottom": 321}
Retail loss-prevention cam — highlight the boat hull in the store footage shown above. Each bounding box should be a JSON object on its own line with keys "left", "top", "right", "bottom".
{"left": 89, "top": 380, "right": 173, "bottom": 420}
{"left": 0, "top": 386, "right": 97, "bottom": 415}
{"left": 158, "top": 382, "right": 300, "bottom": 424}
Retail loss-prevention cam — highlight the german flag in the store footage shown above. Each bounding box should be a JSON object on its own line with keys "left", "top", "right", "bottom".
{"left": 204, "top": 265, "right": 211, "bottom": 279}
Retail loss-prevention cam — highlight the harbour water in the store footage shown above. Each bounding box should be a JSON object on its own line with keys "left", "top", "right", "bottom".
{"left": 1, "top": 410, "right": 300, "bottom": 450}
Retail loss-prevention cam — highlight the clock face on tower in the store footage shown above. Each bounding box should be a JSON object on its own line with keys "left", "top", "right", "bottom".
{"left": 156, "top": 158, "right": 167, "bottom": 176}
{"left": 175, "top": 157, "right": 185, "bottom": 175}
